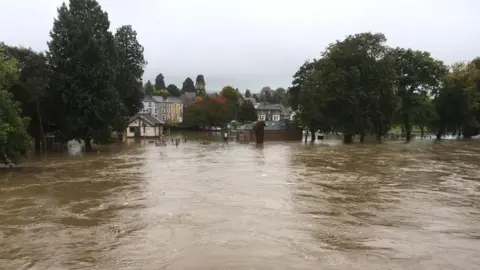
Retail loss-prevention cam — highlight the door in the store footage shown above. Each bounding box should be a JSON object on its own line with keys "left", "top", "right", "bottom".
{"left": 134, "top": 127, "right": 141, "bottom": 137}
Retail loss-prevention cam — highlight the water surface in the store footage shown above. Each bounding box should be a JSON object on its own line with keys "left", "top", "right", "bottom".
{"left": 1, "top": 137, "right": 479, "bottom": 269}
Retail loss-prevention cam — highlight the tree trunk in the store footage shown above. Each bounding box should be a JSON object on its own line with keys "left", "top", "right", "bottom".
{"left": 359, "top": 132, "right": 365, "bottom": 143}
{"left": 310, "top": 129, "right": 316, "bottom": 142}
{"left": 403, "top": 114, "right": 412, "bottom": 142}
{"left": 343, "top": 134, "right": 353, "bottom": 144}
{"left": 420, "top": 126, "right": 424, "bottom": 139}
{"left": 375, "top": 132, "right": 382, "bottom": 142}
{"left": 34, "top": 136, "right": 41, "bottom": 155}
{"left": 35, "top": 97, "right": 46, "bottom": 156}
{"left": 304, "top": 128, "right": 308, "bottom": 143}
{"left": 84, "top": 138, "right": 93, "bottom": 152}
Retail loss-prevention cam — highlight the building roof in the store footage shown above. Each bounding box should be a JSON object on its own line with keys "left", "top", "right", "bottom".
{"left": 256, "top": 103, "right": 284, "bottom": 111}
{"left": 152, "top": 96, "right": 182, "bottom": 103}
{"left": 129, "top": 113, "right": 164, "bottom": 125}
{"left": 143, "top": 95, "right": 156, "bottom": 103}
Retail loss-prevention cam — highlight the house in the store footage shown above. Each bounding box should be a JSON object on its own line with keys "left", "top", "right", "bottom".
{"left": 126, "top": 113, "right": 164, "bottom": 138}
{"left": 256, "top": 103, "right": 284, "bottom": 121}
{"left": 140, "top": 95, "right": 158, "bottom": 118}
{"left": 180, "top": 92, "right": 197, "bottom": 107}
{"left": 153, "top": 96, "right": 184, "bottom": 124}
{"left": 236, "top": 120, "right": 302, "bottom": 142}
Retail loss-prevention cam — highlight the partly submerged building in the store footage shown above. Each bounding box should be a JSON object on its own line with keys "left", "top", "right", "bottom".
{"left": 126, "top": 113, "right": 164, "bottom": 138}
{"left": 235, "top": 120, "right": 302, "bottom": 142}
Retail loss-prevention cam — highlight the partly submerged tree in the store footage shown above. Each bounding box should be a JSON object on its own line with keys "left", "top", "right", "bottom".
{"left": 47, "top": 0, "right": 121, "bottom": 151}
{"left": 0, "top": 48, "right": 31, "bottom": 164}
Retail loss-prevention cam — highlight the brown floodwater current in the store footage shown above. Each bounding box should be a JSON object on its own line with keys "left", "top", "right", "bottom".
{"left": 1, "top": 134, "right": 479, "bottom": 269}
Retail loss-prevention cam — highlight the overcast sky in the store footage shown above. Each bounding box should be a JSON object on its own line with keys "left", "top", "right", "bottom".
{"left": 1, "top": 0, "right": 479, "bottom": 92}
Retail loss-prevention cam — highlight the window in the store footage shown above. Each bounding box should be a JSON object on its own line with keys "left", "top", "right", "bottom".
{"left": 129, "top": 127, "right": 134, "bottom": 133}
{"left": 161, "top": 114, "right": 166, "bottom": 120}
{"left": 149, "top": 103, "right": 152, "bottom": 107}
{"left": 161, "top": 108, "right": 165, "bottom": 113}
{"left": 272, "top": 115, "right": 280, "bottom": 121}
{"left": 258, "top": 115, "right": 265, "bottom": 121}
{"left": 154, "top": 108, "right": 157, "bottom": 113}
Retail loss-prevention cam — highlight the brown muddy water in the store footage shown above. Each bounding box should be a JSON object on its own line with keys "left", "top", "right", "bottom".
{"left": 1, "top": 135, "right": 479, "bottom": 269}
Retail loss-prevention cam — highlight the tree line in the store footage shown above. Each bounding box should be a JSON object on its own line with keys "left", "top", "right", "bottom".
{"left": 183, "top": 86, "right": 258, "bottom": 127}
{"left": 1, "top": 0, "right": 147, "bottom": 164}
{"left": 288, "top": 32, "right": 480, "bottom": 143}
{"left": 143, "top": 73, "right": 206, "bottom": 97}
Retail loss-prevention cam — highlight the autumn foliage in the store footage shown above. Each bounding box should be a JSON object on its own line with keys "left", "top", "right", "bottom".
{"left": 184, "top": 95, "right": 234, "bottom": 127}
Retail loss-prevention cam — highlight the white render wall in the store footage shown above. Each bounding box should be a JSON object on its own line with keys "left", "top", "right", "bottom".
{"left": 126, "top": 119, "right": 162, "bottom": 138}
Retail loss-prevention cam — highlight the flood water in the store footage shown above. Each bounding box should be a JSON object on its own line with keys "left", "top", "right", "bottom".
{"left": 1, "top": 135, "right": 480, "bottom": 269}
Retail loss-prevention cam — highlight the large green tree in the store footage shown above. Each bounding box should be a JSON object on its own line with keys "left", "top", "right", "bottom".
{"left": 0, "top": 48, "right": 31, "bottom": 164}
{"left": 289, "top": 32, "right": 398, "bottom": 143}
{"left": 6, "top": 46, "right": 52, "bottom": 155}
{"left": 182, "top": 77, "right": 196, "bottom": 93}
{"left": 389, "top": 48, "right": 447, "bottom": 142}
{"left": 144, "top": 80, "right": 154, "bottom": 96}
{"left": 114, "top": 25, "right": 146, "bottom": 138}
{"left": 155, "top": 73, "right": 166, "bottom": 90}
{"left": 238, "top": 100, "right": 258, "bottom": 122}
{"left": 166, "top": 84, "right": 181, "bottom": 97}
{"left": 47, "top": 0, "right": 121, "bottom": 152}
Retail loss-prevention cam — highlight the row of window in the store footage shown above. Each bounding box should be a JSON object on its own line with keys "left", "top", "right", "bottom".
{"left": 258, "top": 115, "right": 281, "bottom": 121}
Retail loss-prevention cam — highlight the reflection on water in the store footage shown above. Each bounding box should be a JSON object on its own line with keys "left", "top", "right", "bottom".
{"left": 1, "top": 135, "right": 480, "bottom": 269}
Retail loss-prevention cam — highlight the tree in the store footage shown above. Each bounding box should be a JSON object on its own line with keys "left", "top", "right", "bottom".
{"left": 114, "top": 25, "right": 146, "bottom": 138}
{"left": 259, "top": 86, "right": 273, "bottom": 102}
{"left": 389, "top": 48, "right": 447, "bottom": 142}
{"left": 195, "top": 74, "right": 206, "bottom": 96}
{"left": 273, "top": 87, "right": 287, "bottom": 104}
{"left": 184, "top": 96, "right": 232, "bottom": 127}
{"left": 5, "top": 46, "right": 51, "bottom": 155}
{"left": 252, "top": 93, "right": 259, "bottom": 102}
{"left": 220, "top": 86, "right": 239, "bottom": 104}
{"left": 47, "top": 0, "right": 121, "bottom": 152}
{"left": 237, "top": 100, "right": 258, "bottom": 122}
{"left": 290, "top": 32, "right": 398, "bottom": 143}
{"left": 155, "top": 73, "right": 166, "bottom": 90}
{"left": 0, "top": 48, "right": 31, "bottom": 164}
{"left": 433, "top": 60, "right": 479, "bottom": 139}
{"left": 245, "top": 89, "right": 251, "bottom": 98}
{"left": 153, "top": 89, "right": 170, "bottom": 97}
{"left": 144, "top": 80, "right": 154, "bottom": 96}
{"left": 181, "top": 77, "right": 196, "bottom": 93}
{"left": 166, "top": 84, "right": 181, "bottom": 97}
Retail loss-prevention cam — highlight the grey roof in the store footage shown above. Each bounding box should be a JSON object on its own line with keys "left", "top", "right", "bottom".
{"left": 143, "top": 95, "right": 156, "bottom": 103}
{"left": 129, "top": 113, "right": 164, "bottom": 125}
{"left": 256, "top": 103, "right": 284, "bottom": 111}
{"left": 152, "top": 95, "right": 182, "bottom": 103}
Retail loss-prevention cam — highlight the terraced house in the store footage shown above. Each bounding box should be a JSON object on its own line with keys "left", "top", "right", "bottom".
{"left": 153, "top": 96, "right": 183, "bottom": 124}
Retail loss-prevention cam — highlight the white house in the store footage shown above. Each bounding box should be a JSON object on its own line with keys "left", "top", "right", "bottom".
{"left": 140, "top": 95, "right": 159, "bottom": 118}
{"left": 126, "top": 113, "right": 164, "bottom": 138}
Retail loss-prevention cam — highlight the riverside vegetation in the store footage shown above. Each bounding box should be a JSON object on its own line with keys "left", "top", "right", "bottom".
{"left": 1, "top": 1, "right": 479, "bottom": 165}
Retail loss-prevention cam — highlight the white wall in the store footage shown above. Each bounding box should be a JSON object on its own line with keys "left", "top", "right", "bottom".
{"left": 126, "top": 118, "right": 161, "bottom": 138}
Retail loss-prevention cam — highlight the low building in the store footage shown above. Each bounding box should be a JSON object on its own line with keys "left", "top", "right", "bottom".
{"left": 256, "top": 103, "right": 283, "bottom": 121}
{"left": 126, "top": 113, "right": 164, "bottom": 138}
{"left": 236, "top": 120, "right": 302, "bottom": 142}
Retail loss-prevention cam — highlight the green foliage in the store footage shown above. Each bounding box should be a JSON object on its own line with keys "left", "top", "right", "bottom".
{"left": 182, "top": 77, "right": 196, "bottom": 93}
{"left": 184, "top": 96, "right": 232, "bottom": 127}
{"left": 167, "top": 84, "right": 181, "bottom": 97}
{"left": 155, "top": 73, "right": 166, "bottom": 90}
{"left": 0, "top": 49, "right": 31, "bottom": 164}
{"left": 238, "top": 100, "right": 258, "bottom": 122}
{"left": 245, "top": 89, "right": 251, "bottom": 98}
{"left": 220, "top": 86, "right": 239, "bottom": 104}
{"left": 114, "top": 25, "right": 146, "bottom": 134}
{"left": 153, "top": 89, "right": 170, "bottom": 97}
{"left": 144, "top": 80, "right": 154, "bottom": 96}
{"left": 47, "top": 0, "right": 122, "bottom": 149}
